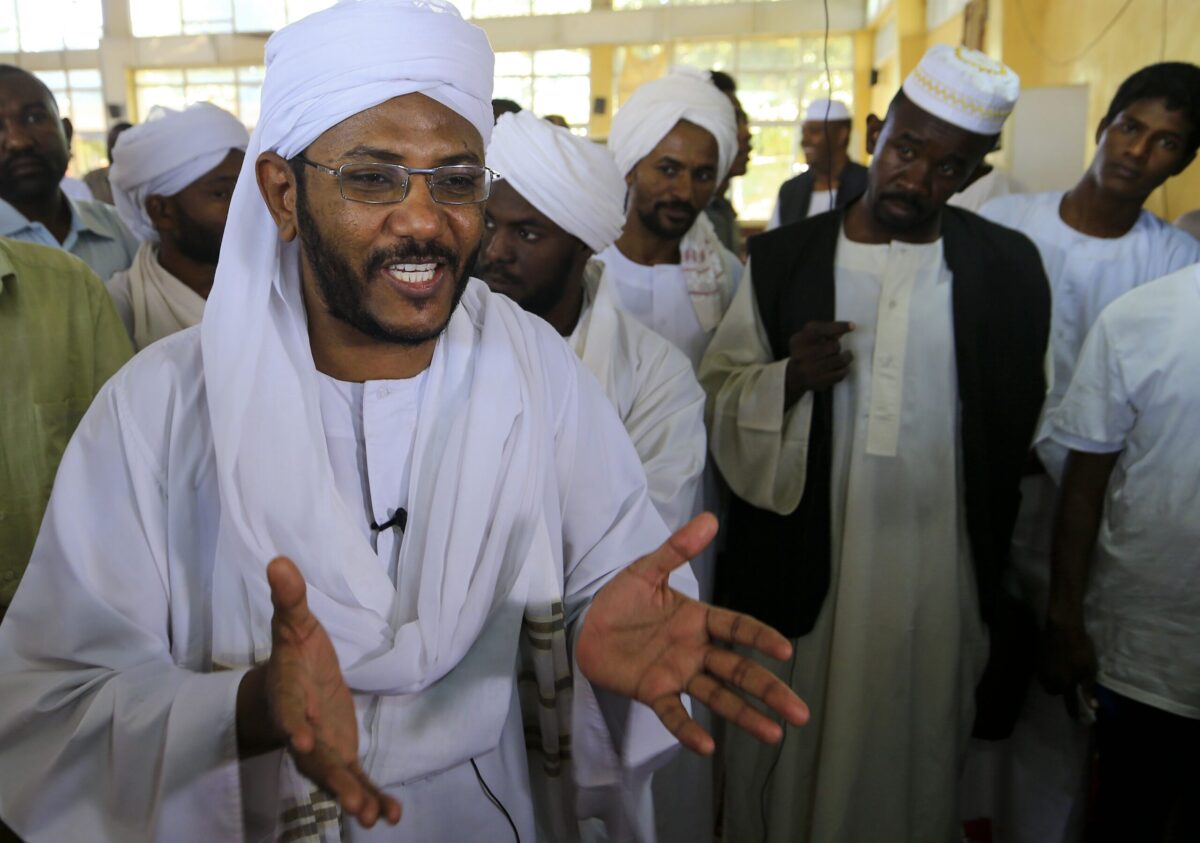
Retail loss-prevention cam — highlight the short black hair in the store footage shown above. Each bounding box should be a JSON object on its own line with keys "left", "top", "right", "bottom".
{"left": 710, "top": 70, "right": 736, "bottom": 95}
{"left": 1102, "top": 62, "right": 1200, "bottom": 155}
{"left": 492, "top": 98, "right": 522, "bottom": 117}
{"left": 0, "top": 64, "right": 59, "bottom": 112}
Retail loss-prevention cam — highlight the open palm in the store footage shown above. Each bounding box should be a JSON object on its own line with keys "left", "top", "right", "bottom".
{"left": 576, "top": 514, "right": 810, "bottom": 755}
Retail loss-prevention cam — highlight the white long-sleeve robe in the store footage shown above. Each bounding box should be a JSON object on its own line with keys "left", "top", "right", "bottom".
{"left": 701, "top": 231, "right": 988, "bottom": 843}
{"left": 0, "top": 308, "right": 697, "bottom": 842}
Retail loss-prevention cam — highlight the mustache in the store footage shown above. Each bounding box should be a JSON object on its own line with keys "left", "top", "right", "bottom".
{"left": 877, "top": 191, "right": 928, "bottom": 213}
{"left": 3, "top": 150, "right": 50, "bottom": 173}
{"left": 476, "top": 260, "right": 518, "bottom": 285}
{"left": 365, "top": 241, "right": 458, "bottom": 276}
{"left": 654, "top": 200, "right": 696, "bottom": 216}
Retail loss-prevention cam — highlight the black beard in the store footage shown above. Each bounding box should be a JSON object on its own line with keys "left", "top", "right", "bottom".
{"left": 295, "top": 188, "right": 475, "bottom": 347}
{"left": 637, "top": 200, "right": 698, "bottom": 240}
{"left": 870, "top": 190, "right": 934, "bottom": 232}
{"left": 476, "top": 254, "right": 576, "bottom": 322}
{"left": 173, "top": 202, "right": 224, "bottom": 266}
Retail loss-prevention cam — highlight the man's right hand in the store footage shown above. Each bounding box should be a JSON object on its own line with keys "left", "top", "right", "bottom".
{"left": 784, "top": 320, "right": 855, "bottom": 408}
{"left": 236, "top": 557, "right": 402, "bottom": 829}
{"left": 1039, "top": 617, "right": 1098, "bottom": 721}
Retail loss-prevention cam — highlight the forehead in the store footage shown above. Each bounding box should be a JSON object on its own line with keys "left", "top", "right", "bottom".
{"left": 1113, "top": 97, "right": 1195, "bottom": 133}
{"left": 887, "top": 97, "right": 993, "bottom": 157}
{"left": 646, "top": 119, "right": 720, "bottom": 166}
{"left": 193, "top": 148, "right": 245, "bottom": 183}
{"left": 487, "top": 180, "right": 568, "bottom": 235}
{"left": 0, "top": 72, "right": 56, "bottom": 109}
{"left": 308, "top": 92, "right": 484, "bottom": 163}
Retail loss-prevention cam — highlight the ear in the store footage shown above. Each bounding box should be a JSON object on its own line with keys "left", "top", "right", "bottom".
{"left": 61, "top": 116, "right": 74, "bottom": 144}
{"left": 256, "top": 151, "right": 299, "bottom": 243}
{"left": 865, "top": 114, "right": 884, "bottom": 155}
{"left": 144, "top": 194, "right": 176, "bottom": 238}
{"left": 957, "top": 161, "right": 995, "bottom": 193}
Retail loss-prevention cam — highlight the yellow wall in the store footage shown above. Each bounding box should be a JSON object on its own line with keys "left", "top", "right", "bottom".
{"left": 997, "top": 0, "right": 1198, "bottom": 218}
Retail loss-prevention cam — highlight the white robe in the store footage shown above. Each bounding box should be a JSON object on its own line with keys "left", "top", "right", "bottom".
{"left": 958, "top": 191, "right": 1200, "bottom": 843}
{"left": 0, "top": 293, "right": 697, "bottom": 842}
{"left": 106, "top": 242, "right": 207, "bottom": 350}
{"left": 701, "top": 231, "right": 988, "bottom": 843}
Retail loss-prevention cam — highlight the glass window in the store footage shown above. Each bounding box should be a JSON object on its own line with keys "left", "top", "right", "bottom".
{"left": 0, "top": 0, "right": 102, "bottom": 52}
{"left": 462, "top": 0, "right": 588, "bottom": 16}
{"left": 34, "top": 68, "right": 107, "bottom": 176}
{"left": 614, "top": 0, "right": 781, "bottom": 8}
{"left": 495, "top": 49, "right": 591, "bottom": 132}
{"left": 617, "top": 34, "right": 855, "bottom": 221}
{"left": 133, "top": 66, "right": 261, "bottom": 129}
{"left": 131, "top": 0, "right": 334, "bottom": 37}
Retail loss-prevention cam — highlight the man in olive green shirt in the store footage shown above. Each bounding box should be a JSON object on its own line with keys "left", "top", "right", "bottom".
{"left": 0, "top": 237, "right": 132, "bottom": 619}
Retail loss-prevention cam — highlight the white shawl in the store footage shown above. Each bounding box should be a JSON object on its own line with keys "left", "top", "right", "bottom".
{"left": 122, "top": 241, "right": 206, "bottom": 350}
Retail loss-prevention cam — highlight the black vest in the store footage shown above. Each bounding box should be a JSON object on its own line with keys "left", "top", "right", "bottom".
{"left": 717, "top": 206, "right": 1051, "bottom": 736}
{"left": 776, "top": 160, "right": 869, "bottom": 228}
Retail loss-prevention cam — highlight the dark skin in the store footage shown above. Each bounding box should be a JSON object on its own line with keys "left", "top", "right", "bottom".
{"left": 1060, "top": 97, "right": 1197, "bottom": 239}
{"left": 243, "top": 93, "right": 809, "bottom": 830}
{"left": 478, "top": 180, "right": 591, "bottom": 336}
{"left": 1041, "top": 449, "right": 1120, "bottom": 720}
{"left": 801, "top": 119, "right": 851, "bottom": 191}
{"left": 615, "top": 119, "right": 721, "bottom": 266}
{"left": 785, "top": 95, "right": 995, "bottom": 410}
{"left": 0, "top": 71, "right": 73, "bottom": 243}
{"left": 145, "top": 149, "right": 244, "bottom": 300}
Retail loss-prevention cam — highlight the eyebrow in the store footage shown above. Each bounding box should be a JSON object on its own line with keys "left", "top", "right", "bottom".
{"left": 339, "top": 145, "right": 483, "bottom": 166}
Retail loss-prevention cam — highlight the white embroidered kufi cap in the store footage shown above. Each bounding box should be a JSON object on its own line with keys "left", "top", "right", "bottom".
{"left": 901, "top": 44, "right": 1019, "bottom": 136}
{"left": 804, "top": 98, "right": 851, "bottom": 123}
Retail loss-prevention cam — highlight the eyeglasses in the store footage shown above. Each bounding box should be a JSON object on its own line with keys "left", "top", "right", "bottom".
{"left": 294, "top": 156, "right": 497, "bottom": 205}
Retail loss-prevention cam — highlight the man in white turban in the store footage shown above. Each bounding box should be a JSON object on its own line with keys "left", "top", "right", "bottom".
{"left": 701, "top": 44, "right": 1051, "bottom": 842}
{"left": 0, "top": 3, "right": 808, "bottom": 842}
{"left": 106, "top": 102, "right": 250, "bottom": 349}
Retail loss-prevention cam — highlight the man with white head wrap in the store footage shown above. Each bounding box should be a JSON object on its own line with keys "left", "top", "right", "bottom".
{"left": 701, "top": 45, "right": 1051, "bottom": 842}
{"left": 106, "top": 102, "right": 250, "bottom": 349}
{"left": 483, "top": 112, "right": 710, "bottom": 843}
{"left": 0, "top": 3, "right": 808, "bottom": 842}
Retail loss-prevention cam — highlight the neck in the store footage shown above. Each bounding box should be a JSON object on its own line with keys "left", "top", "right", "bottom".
{"left": 614, "top": 217, "right": 683, "bottom": 266}
{"left": 157, "top": 242, "right": 217, "bottom": 300}
{"left": 1059, "top": 175, "right": 1145, "bottom": 238}
{"left": 812, "top": 154, "right": 847, "bottom": 191}
{"left": 843, "top": 196, "right": 942, "bottom": 245}
{"left": 301, "top": 279, "right": 437, "bottom": 383}
{"left": 541, "top": 270, "right": 587, "bottom": 337}
{"left": 10, "top": 189, "right": 72, "bottom": 243}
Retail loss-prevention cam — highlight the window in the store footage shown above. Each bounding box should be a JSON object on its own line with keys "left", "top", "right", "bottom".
{"left": 35, "top": 69, "right": 107, "bottom": 176}
{"left": 129, "top": 0, "right": 335, "bottom": 38}
{"left": 616, "top": 35, "right": 855, "bottom": 221}
{"left": 462, "top": 0, "right": 588, "bottom": 16}
{"left": 133, "top": 66, "right": 263, "bottom": 127}
{"left": 613, "top": 0, "right": 780, "bottom": 8}
{"left": 494, "top": 49, "right": 591, "bottom": 131}
{"left": 0, "top": 0, "right": 102, "bottom": 52}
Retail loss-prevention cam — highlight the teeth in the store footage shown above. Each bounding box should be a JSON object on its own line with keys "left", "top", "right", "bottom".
{"left": 386, "top": 263, "right": 438, "bottom": 285}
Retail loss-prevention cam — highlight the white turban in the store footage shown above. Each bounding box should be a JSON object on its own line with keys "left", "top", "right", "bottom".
{"left": 487, "top": 110, "right": 625, "bottom": 253}
{"left": 109, "top": 103, "right": 249, "bottom": 241}
{"left": 202, "top": 0, "right": 515, "bottom": 786}
{"left": 608, "top": 65, "right": 738, "bottom": 181}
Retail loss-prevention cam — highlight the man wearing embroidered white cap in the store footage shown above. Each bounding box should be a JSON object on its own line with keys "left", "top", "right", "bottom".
{"left": 701, "top": 44, "right": 1051, "bottom": 842}
{"left": 0, "top": 2, "right": 809, "bottom": 842}
{"left": 767, "top": 98, "right": 868, "bottom": 230}
{"left": 482, "top": 110, "right": 710, "bottom": 843}
{"left": 106, "top": 102, "right": 250, "bottom": 349}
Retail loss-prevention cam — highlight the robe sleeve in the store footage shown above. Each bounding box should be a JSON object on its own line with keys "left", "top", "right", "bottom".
{"left": 0, "top": 374, "right": 251, "bottom": 843}
{"left": 699, "top": 262, "right": 814, "bottom": 514}
{"left": 625, "top": 341, "right": 707, "bottom": 533}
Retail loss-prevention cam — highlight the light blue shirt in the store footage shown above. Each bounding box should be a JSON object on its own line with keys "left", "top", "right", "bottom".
{"left": 0, "top": 195, "right": 138, "bottom": 281}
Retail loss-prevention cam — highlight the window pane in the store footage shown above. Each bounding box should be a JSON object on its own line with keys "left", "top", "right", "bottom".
{"left": 532, "top": 49, "right": 589, "bottom": 77}
{"left": 68, "top": 70, "right": 103, "bottom": 89}
{"left": 495, "top": 51, "right": 533, "bottom": 77}
{"left": 186, "top": 83, "right": 239, "bottom": 116}
{"left": 69, "top": 90, "right": 106, "bottom": 132}
{"left": 182, "top": 0, "right": 234, "bottom": 34}
{"left": 239, "top": 84, "right": 262, "bottom": 127}
{"left": 186, "top": 68, "right": 238, "bottom": 84}
{"left": 800, "top": 35, "right": 853, "bottom": 68}
{"left": 532, "top": 0, "right": 589, "bottom": 13}
{"left": 131, "top": 0, "right": 183, "bottom": 37}
{"left": 136, "top": 86, "right": 189, "bottom": 121}
{"left": 738, "top": 71, "right": 802, "bottom": 122}
{"left": 234, "top": 0, "right": 286, "bottom": 31}
{"left": 285, "top": 0, "right": 335, "bottom": 22}
{"left": 673, "top": 40, "right": 735, "bottom": 74}
{"left": 34, "top": 70, "right": 68, "bottom": 90}
{"left": 16, "top": 0, "right": 101, "bottom": 51}
{"left": 492, "top": 77, "right": 532, "bottom": 111}
{"left": 236, "top": 65, "right": 265, "bottom": 84}
{"left": 736, "top": 38, "right": 802, "bottom": 72}
{"left": 614, "top": 44, "right": 667, "bottom": 110}
{"left": 471, "top": 0, "right": 530, "bottom": 18}
{"left": 135, "top": 69, "right": 185, "bottom": 87}
{"left": 532, "top": 76, "right": 590, "bottom": 127}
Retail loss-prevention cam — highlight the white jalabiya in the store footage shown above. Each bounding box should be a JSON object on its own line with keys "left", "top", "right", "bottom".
{"left": 489, "top": 111, "right": 626, "bottom": 253}
{"left": 608, "top": 65, "right": 739, "bottom": 183}
{"left": 0, "top": 282, "right": 694, "bottom": 842}
{"left": 958, "top": 190, "right": 1200, "bottom": 843}
{"left": 106, "top": 241, "right": 206, "bottom": 349}
{"left": 109, "top": 102, "right": 249, "bottom": 242}
{"left": 701, "top": 231, "right": 988, "bottom": 843}
{"left": 570, "top": 261, "right": 706, "bottom": 535}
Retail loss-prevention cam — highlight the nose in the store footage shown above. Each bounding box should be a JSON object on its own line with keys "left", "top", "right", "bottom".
{"left": 480, "top": 224, "right": 513, "bottom": 267}
{"left": 1124, "top": 131, "right": 1152, "bottom": 162}
{"left": 896, "top": 157, "right": 933, "bottom": 197}
{"left": 384, "top": 173, "right": 447, "bottom": 242}
{"left": 0, "top": 117, "right": 36, "bottom": 153}
{"left": 665, "top": 170, "right": 692, "bottom": 202}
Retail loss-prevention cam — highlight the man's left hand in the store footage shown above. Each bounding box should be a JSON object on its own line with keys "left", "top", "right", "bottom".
{"left": 576, "top": 513, "right": 809, "bottom": 755}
